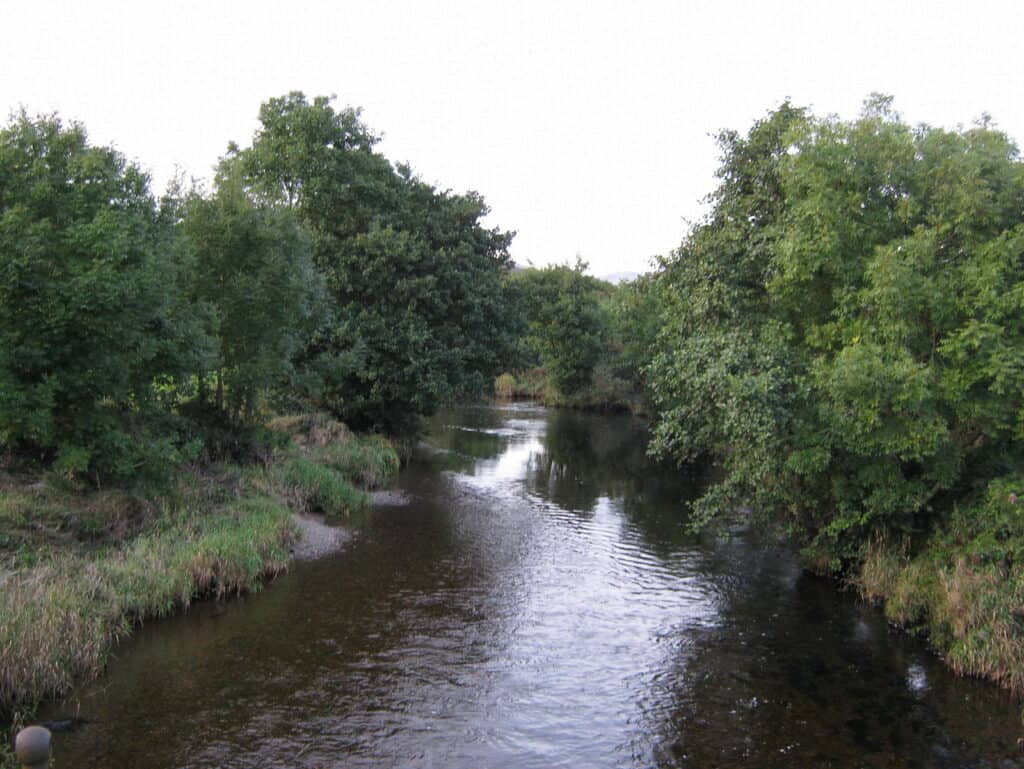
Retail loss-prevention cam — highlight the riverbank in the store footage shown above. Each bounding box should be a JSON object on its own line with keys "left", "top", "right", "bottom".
{"left": 855, "top": 476, "right": 1024, "bottom": 695}
{"left": 0, "top": 414, "right": 398, "bottom": 736}
{"left": 494, "top": 368, "right": 648, "bottom": 415}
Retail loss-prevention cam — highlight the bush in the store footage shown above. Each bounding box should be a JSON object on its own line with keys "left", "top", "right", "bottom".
{"left": 494, "top": 373, "right": 516, "bottom": 398}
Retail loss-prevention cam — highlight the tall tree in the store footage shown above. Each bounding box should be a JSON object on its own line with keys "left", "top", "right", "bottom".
{"left": 180, "top": 157, "right": 323, "bottom": 422}
{"left": 239, "top": 92, "right": 515, "bottom": 433}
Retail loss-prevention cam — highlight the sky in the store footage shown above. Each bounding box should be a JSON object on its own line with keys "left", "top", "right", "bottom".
{"left": 2, "top": 0, "right": 1023, "bottom": 277}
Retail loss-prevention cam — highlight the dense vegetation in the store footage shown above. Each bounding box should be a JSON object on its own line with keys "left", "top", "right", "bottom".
{"left": 498, "top": 97, "right": 1024, "bottom": 691}
{"left": 0, "top": 94, "right": 515, "bottom": 486}
{"left": 496, "top": 261, "right": 657, "bottom": 411}
{"left": 5, "top": 86, "right": 1024, "bottom": 722}
{"left": 239, "top": 94, "right": 518, "bottom": 434}
{"left": 639, "top": 96, "right": 1024, "bottom": 690}
{"left": 647, "top": 96, "right": 1024, "bottom": 565}
{"left": 0, "top": 411, "right": 398, "bottom": 722}
{"left": 0, "top": 94, "right": 503, "bottom": 725}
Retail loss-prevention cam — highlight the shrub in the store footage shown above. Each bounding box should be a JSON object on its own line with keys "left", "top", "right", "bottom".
{"left": 494, "top": 373, "right": 516, "bottom": 398}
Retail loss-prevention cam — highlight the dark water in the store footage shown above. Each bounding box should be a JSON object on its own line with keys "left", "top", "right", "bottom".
{"left": 43, "top": 404, "right": 1024, "bottom": 768}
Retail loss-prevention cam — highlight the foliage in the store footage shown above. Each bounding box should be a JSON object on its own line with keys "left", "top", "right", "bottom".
{"left": 0, "top": 410, "right": 399, "bottom": 719}
{"left": 858, "top": 478, "right": 1024, "bottom": 692}
{"left": 648, "top": 97, "right": 1024, "bottom": 567}
{"left": 0, "top": 96, "right": 519, "bottom": 483}
{"left": 278, "top": 456, "right": 367, "bottom": 517}
{"left": 179, "top": 157, "right": 324, "bottom": 422}
{"left": 605, "top": 273, "right": 663, "bottom": 391}
{"left": 313, "top": 434, "right": 399, "bottom": 489}
{"left": 504, "top": 265, "right": 657, "bottom": 412}
{"left": 494, "top": 373, "right": 517, "bottom": 398}
{"left": 238, "top": 92, "right": 515, "bottom": 434}
{"left": 509, "top": 261, "right": 608, "bottom": 395}
{"left": 0, "top": 113, "right": 204, "bottom": 483}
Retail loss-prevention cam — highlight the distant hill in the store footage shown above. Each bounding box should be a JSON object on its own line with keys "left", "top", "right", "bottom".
{"left": 600, "top": 271, "right": 639, "bottom": 285}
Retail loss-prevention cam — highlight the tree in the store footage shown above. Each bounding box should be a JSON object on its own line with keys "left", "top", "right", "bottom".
{"left": 647, "top": 97, "right": 1024, "bottom": 568}
{"left": 180, "top": 157, "right": 323, "bottom": 423}
{"left": 647, "top": 104, "right": 807, "bottom": 532}
{"left": 239, "top": 92, "right": 515, "bottom": 433}
{"left": 511, "top": 261, "right": 606, "bottom": 395}
{"left": 0, "top": 113, "right": 202, "bottom": 481}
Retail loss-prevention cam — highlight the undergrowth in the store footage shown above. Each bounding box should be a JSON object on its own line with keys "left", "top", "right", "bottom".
{"left": 857, "top": 475, "right": 1024, "bottom": 694}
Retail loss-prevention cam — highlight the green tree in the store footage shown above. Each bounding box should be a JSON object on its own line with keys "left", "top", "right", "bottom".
{"left": 180, "top": 157, "right": 323, "bottom": 423}
{"left": 239, "top": 92, "right": 515, "bottom": 433}
{"left": 647, "top": 104, "right": 807, "bottom": 528}
{"left": 648, "top": 97, "right": 1024, "bottom": 568}
{"left": 605, "top": 273, "right": 663, "bottom": 396}
{"left": 511, "top": 261, "right": 606, "bottom": 395}
{"left": 0, "top": 113, "right": 202, "bottom": 481}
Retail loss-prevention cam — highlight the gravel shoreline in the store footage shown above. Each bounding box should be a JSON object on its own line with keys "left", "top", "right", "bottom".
{"left": 290, "top": 490, "right": 410, "bottom": 560}
{"left": 290, "top": 513, "right": 353, "bottom": 560}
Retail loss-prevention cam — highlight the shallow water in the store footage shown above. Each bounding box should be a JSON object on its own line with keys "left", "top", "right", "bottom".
{"left": 43, "top": 404, "right": 1024, "bottom": 768}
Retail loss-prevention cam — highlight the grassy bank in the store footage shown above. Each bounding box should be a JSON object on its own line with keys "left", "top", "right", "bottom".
{"left": 856, "top": 476, "right": 1024, "bottom": 694}
{"left": 0, "top": 413, "right": 398, "bottom": 736}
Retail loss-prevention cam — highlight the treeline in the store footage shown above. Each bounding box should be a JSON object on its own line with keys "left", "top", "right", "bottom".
{"left": 494, "top": 261, "right": 659, "bottom": 412}
{"left": 0, "top": 93, "right": 516, "bottom": 485}
{"left": 491, "top": 95, "right": 1024, "bottom": 688}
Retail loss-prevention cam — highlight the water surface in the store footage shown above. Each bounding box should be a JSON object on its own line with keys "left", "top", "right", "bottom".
{"left": 45, "top": 404, "right": 1024, "bottom": 767}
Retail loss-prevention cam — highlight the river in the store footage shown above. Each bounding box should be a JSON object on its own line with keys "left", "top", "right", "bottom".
{"left": 43, "top": 404, "right": 1023, "bottom": 768}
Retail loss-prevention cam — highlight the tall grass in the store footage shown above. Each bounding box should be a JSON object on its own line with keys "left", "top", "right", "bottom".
{"left": 857, "top": 477, "right": 1024, "bottom": 694}
{"left": 277, "top": 457, "right": 368, "bottom": 517}
{"left": 494, "top": 373, "right": 516, "bottom": 398}
{"left": 0, "top": 411, "right": 399, "bottom": 724}
{"left": 0, "top": 495, "right": 294, "bottom": 718}
{"left": 313, "top": 434, "right": 399, "bottom": 489}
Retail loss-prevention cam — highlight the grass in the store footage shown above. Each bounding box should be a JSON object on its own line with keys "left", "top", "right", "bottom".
{"left": 0, "top": 411, "right": 399, "bottom": 731}
{"left": 0, "top": 482, "right": 295, "bottom": 721}
{"left": 856, "top": 475, "right": 1024, "bottom": 694}
{"left": 277, "top": 456, "right": 368, "bottom": 517}
{"left": 493, "top": 368, "right": 548, "bottom": 400}
{"left": 312, "top": 434, "right": 399, "bottom": 489}
{"left": 494, "top": 373, "right": 516, "bottom": 398}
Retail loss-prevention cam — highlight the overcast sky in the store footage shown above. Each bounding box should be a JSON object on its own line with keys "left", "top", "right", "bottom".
{"left": 2, "top": 1, "right": 1022, "bottom": 277}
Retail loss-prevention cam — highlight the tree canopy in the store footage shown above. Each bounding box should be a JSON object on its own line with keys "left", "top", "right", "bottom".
{"left": 509, "top": 261, "right": 607, "bottom": 395}
{"left": 238, "top": 92, "right": 516, "bottom": 433}
{"left": 0, "top": 95, "right": 519, "bottom": 482}
{"left": 0, "top": 113, "right": 202, "bottom": 481}
{"left": 647, "top": 97, "right": 1024, "bottom": 567}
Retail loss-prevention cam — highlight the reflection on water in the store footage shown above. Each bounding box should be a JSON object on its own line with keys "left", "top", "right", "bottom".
{"left": 43, "top": 404, "right": 1023, "bottom": 768}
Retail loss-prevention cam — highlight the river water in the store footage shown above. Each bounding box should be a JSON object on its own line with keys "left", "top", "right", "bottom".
{"left": 44, "top": 404, "right": 1024, "bottom": 768}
